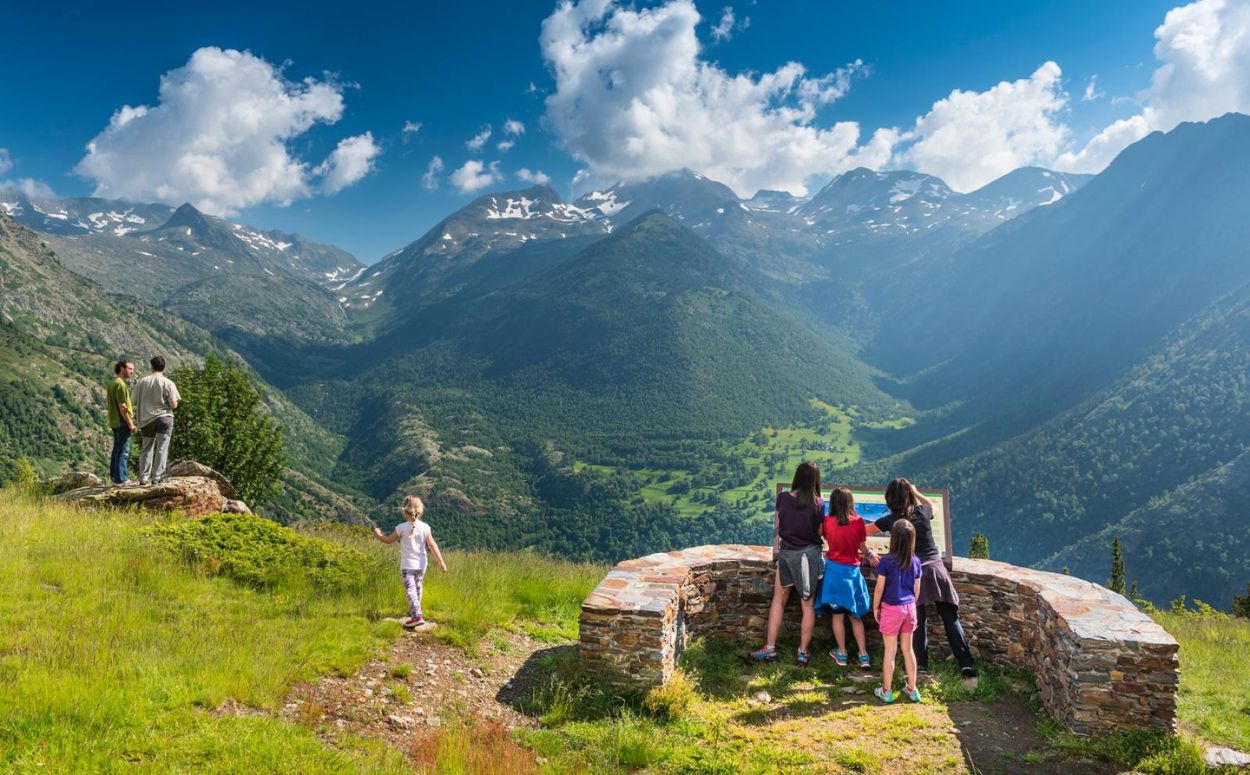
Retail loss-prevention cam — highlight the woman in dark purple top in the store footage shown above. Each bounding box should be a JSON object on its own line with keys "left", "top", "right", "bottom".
{"left": 868, "top": 478, "right": 977, "bottom": 677}
{"left": 750, "top": 461, "right": 825, "bottom": 666}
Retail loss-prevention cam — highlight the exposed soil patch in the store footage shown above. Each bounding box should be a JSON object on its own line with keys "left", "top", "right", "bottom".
{"left": 280, "top": 626, "right": 551, "bottom": 752}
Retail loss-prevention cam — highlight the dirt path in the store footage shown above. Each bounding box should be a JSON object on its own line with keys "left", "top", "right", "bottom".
{"left": 279, "top": 630, "right": 1118, "bottom": 773}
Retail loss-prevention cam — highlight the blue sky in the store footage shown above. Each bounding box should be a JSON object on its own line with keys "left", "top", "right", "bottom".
{"left": 3, "top": 0, "right": 1241, "bottom": 263}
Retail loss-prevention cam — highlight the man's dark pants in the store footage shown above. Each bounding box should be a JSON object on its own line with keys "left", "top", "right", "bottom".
{"left": 109, "top": 425, "right": 132, "bottom": 484}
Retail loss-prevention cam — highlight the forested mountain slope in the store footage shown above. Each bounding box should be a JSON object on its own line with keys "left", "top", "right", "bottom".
{"left": 0, "top": 212, "right": 365, "bottom": 523}
{"left": 284, "top": 213, "right": 906, "bottom": 558}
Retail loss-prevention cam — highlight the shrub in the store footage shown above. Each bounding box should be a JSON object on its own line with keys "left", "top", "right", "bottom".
{"left": 145, "top": 512, "right": 367, "bottom": 591}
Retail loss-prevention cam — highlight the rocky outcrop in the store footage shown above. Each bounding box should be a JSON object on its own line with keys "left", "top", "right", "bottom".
{"left": 579, "top": 546, "right": 1179, "bottom": 737}
{"left": 167, "top": 460, "right": 236, "bottom": 499}
{"left": 47, "top": 471, "right": 103, "bottom": 494}
{"left": 52, "top": 463, "right": 248, "bottom": 517}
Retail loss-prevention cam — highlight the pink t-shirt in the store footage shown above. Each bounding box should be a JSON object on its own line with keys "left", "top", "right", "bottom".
{"left": 822, "top": 515, "right": 867, "bottom": 566}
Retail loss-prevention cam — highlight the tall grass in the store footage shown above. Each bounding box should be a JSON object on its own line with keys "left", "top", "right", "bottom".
{"left": 0, "top": 491, "right": 602, "bottom": 772}
{"left": 1153, "top": 610, "right": 1250, "bottom": 751}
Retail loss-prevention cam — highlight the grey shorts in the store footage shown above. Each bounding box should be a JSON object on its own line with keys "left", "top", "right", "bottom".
{"left": 777, "top": 545, "right": 824, "bottom": 601}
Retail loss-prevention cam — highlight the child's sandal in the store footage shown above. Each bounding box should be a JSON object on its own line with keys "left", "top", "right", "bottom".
{"left": 796, "top": 648, "right": 811, "bottom": 667}
{"left": 873, "top": 686, "right": 895, "bottom": 704}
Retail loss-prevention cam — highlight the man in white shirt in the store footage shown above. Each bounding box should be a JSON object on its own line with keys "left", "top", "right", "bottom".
{"left": 133, "top": 355, "right": 181, "bottom": 485}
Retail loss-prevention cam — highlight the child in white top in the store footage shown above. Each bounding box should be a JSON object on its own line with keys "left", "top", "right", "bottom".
{"left": 373, "top": 495, "right": 447, "bottom": 626}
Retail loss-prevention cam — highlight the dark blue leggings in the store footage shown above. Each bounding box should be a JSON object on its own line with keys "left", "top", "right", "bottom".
{"left": 915, "top": 601, "right": 975, "bottom": 672}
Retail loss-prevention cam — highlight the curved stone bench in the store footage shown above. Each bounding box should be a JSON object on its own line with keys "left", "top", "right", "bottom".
{"left": 578, "top": 546, "right": 1178, "bottom": 736}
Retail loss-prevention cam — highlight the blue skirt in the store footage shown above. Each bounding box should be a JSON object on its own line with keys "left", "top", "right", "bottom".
{"left": 816, "top": 559, "right": 871, "bottom": 618}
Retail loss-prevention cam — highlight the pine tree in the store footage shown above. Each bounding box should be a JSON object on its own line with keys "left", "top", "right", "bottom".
{"left": 1109, "top": 538, "right": 1127, "bottom": 595}
{"left": 169, "top": 354, "right": 286, "bottom": 505}
{"left": 1062, "top": 566, "right": 1069, "bottom": 575}
{"left": 1234, "top": 584, "right": 1250, "bottom": 619}
{"left": 968, "top": 533, "right": 990, "bottom": 559}
{"left": 1128, "top": 580, "right": 1139, "bottom": 601}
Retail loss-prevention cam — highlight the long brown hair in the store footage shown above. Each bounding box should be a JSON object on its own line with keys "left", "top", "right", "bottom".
{"left": 885, "top": 477, "right": 918, "bottom": 520}
{"left": 888, "top": 518, "right": 916, "bottom": 570}
{"left": 790, "top": 461, "right": 822, "bottom": 521}
{"left": 829, "top": 486, "right": 855, "bottom": 526}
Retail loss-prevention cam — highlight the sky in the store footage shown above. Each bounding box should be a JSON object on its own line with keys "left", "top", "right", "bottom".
{"left": 3, "top": 0, "right": 1247, "bottom": 263}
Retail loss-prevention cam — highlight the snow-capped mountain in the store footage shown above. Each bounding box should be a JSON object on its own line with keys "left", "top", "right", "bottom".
{"left": 342, "top": 184, "right": 610, "bottom": 309}
{"left": 744, "top": 189, "right": 808, "bottom": 213}
{"left": 961, "top": 167, "right": 1094, "bottom": 219}
{"left": 1, "top": 191, "right": 364, "bottom": 297}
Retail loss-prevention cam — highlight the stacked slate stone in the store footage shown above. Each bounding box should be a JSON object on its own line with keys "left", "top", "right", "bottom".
{"left": 579, "top": 547, "right": 1178, "bottom": 736}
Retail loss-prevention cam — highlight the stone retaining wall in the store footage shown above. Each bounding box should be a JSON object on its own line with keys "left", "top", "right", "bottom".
{"left": 579, "top": 546, "right": 1178, "bottom": 735}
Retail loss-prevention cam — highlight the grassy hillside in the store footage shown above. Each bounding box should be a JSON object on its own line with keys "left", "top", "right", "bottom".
{"left": 4, "top": 488, "right": 1244, "bottom": 774}
{"left": 0, "top": 490, "right": 603, "bottom": 772}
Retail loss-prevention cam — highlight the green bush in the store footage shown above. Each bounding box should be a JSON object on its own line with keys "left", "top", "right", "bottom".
{"left": 145, "top": 512, "right": 367, "bottom": 591}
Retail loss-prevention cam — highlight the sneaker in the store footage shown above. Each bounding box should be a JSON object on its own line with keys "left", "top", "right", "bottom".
{"left": 748, "top": 646, "right": 777, "bottom": 663}
{"left": 904, "top": 685, "right": 921, "bottom": 703}
{"left": 829, "top": 650, "right": 848, "bottom": 667}
{"left": 402, "top": 616, "right": 424, "bottom": 628}
{"left": 796, "top": 648, "right": 811, "bottom": 668}
{"left": 873, "top": 686, "right": 895, "bottom": 704}
{"left": 857, "top": 653, "right": 871, "bottom": 669}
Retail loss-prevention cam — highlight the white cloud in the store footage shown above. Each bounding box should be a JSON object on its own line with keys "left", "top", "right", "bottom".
{"left": 314, "top": 132, "right": 381, "bottom": 193}
{"left": 1082, "top": 75, "right": 1104, "bottom": 101}
{"left": 497, "top": 139, "right": 516, "bottom": 152}
{"left": 0, "top": 178, "right": 56, "bottom": 198}
{"left": 889, "top": 62, "right": 1070, "bottom": 192}
{"left": 73, "top": 47, "right": 378, "bottom": 215}
{"left": 402, "top": 120, "right": 422, "bottom": 143}
{"left": 540, "top": 0, "right": 871, "bottom": 196}
{"left": 504, "top": 119, "right": 525, "bottom": 135}
{"left": 710, "top": 7, "right": 748, "bottom": 41}
{"left": 517, "top": 168, "right": 551, "bottom": 185}
{"left": 449, "top": 160, "right": 502, "bottom": 193}
{"left": 422, "top": 155, "right": 444, "bottom": 190}
{"left": 1058, "top": 0, "right": 1250, "bottom": 173}
{"left": 0, "top": 148, "right": 11, "bottom": 175}
{"left": 466, "top": 125, "right": 492, "bottom": 151}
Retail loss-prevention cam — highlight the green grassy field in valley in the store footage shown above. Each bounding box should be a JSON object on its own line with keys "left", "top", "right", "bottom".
{"left": 578, "top": 400, "right": 915, "bottom": 521}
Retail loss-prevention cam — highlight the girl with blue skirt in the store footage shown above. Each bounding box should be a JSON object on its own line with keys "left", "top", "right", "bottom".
{"left": 817, "top": 487, "right": 874, "bottom": 668}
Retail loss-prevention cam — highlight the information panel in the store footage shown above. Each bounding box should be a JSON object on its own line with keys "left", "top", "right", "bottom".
{"left": 774, "top": 484, "right": 953, "bottom": 568}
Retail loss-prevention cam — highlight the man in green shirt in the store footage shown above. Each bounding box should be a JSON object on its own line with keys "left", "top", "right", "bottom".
{"left": 107, "top": 360, "right": 137, "bottom": 485}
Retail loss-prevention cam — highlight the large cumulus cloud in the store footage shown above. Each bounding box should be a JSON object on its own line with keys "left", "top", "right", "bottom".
{"left": 1058, "top": 0, "right": 1250, "bottom": 172}
{"left": 74, "top": 47, "right": 380, "bottom": 214}
{"left": 539, "top": 0, "right": 880, "bottom": 197}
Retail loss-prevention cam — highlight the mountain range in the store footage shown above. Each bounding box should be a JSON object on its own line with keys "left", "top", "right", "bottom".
{"left": 3, "top": 113, "right": 1248, "bottom": 606}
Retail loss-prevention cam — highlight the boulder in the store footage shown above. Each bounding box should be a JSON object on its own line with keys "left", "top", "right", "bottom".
{"left": 54, "top": 476, "right": 227, "bottom": 517}
{"left": 1205, "top": 747, "right": 1250, "bottom": 769}
{"left": 222, "top": 499, "right": 252, "bottom": 514}
{"left": 48, "top": 471, "right": 102, "bottom": 494}
{"left": 166, "top": 460, "right": 237, "bottom": 499}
